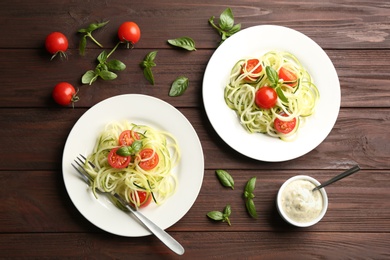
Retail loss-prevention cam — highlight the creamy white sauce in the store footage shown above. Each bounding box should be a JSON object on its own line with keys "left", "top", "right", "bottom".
{"left": 281, "top": 179, "right": 323, "bottom": 223}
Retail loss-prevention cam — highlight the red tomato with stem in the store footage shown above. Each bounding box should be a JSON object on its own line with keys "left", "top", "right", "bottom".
{"left": 52, "top": 82, "right": 79, "bottom": 107}
{"left": 138, "top": 148, "right": 159, "bottom": 170}
{"left": 274, "top": 113, "right": 297, "bottom": 134}
{"left": 119, "top": 130, "right": 140, "bottom": 146}
{"left": 118, "top": 22, "right": 141, "bottom": 47}
{"left": 278, "top": 67, "right": 297, "bottom": 87}
{"left": 131, "top": 190, "right": 152, "bottom": 208}
{"left": 242, "top": 59, "right": 262, "bottom": 81}
{"left": 108, "top": 147, "right": 131, "bottom": 169}
{"left": 255, "top": 86, "right": 277, "bottom": 109}
{"left": 45, "top": 32, "right": 68, "bottom": 59}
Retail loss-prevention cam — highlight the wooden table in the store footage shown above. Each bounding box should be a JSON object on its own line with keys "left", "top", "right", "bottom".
{"left": 1, "top": 0, "right": 389, "bottom": 258}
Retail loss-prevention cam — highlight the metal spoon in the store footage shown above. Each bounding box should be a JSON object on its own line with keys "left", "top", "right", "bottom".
{"left": 312, "top": 165, "right": 361, "bottom": 191}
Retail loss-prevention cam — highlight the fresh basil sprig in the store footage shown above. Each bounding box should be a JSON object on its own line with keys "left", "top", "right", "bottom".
{"left": 167, "top": 37, "right": 196, "bottom": 51}
{"left": 216, "top": 169, "right": 234, "bottom": 189}
{"left": 265, "top": 66, "right": 288, "bottom": 103}
{"left": 140, "top": 51, "right": 158, "bottom": 85}
{"left": 209, "top": 8, "right": 241, "bottom": 44}
{"left": 244, "top": 177, "right": 258, "bottom": 219}
{"left": 78, "top": 21, "right": 109, "bottom": 55}
{"left": 207, "top": 204, "right": 232, "bottom": 226}
{"left": 81, "top": 48, "right": 126, "bottom": 85}
{"left": 116, "top": 140, "right": 143, "bottom": 156}
{"left": 169, "top": 76, "right": 189, "bottom": 96}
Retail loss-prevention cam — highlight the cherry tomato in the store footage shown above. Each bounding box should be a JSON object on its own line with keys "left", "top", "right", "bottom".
{"left": 274, "top": 113, "right": 297, "bottom": 134}
{"left": 118, "top": 22, "right": 141, "bottom": 46}
{"left": 242, "top": 59, "right": 262, "bottom": 81}
{"left": 130, "top": 190, "right": 152, "bottom": 208}
{"left": 255, "top": 86, "right": 277, "bottom": 109}
{"left": 278, "top": 67, "right": 297, "bottom": 87}
{"left": 138, "top": 148, "right": 159, "bottom": 170}
{"left": 52, "top": 82, "right": 79, "bottom": 107}
{"left": 108, "top": 147, "right": 131, "bottom": 169}
{"left": 45, "top": 32, "right": 68, "bottom": 59}
{"left": 119, "top": 130, "right": 140, "bottom": 146}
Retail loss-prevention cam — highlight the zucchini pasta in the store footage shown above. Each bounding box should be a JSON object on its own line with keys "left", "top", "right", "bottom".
{"left": 224, "top": 50, "right": 319, "bottom": 141}
{"left": 83, "top": 120, "right": 180, "bottom": 209}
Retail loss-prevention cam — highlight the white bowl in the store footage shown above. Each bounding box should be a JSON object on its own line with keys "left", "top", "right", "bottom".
{"left": 277, "top": 175, "right": 328, "bottom": 227}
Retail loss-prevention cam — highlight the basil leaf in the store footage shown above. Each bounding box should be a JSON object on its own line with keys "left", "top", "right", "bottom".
{"left": 246, "top": 199, "right": 258, "bottom": 219}
{"left": 116, "top": 146, "right": 131, "bottom": 156}
{"left": 223, "top": 204, "right": 231, "bottom": 216}
{"left": 276, "top": 87, "right": 288, "bottom": 103}
{"left": 216, "top": 169, "right": 234, "bottom": 189}
{"left": 167, "top": 37, "right": 196, "bottom": 51}
{"left": 220, "top": 8, "right": 234, "bottom": 31}
{"left": 81, "top": 70, "right": 97, "bottom": 85}
{"left": 145, "top": 50, "right": 158, "bottom": 63}
{"left": 265, "top": 66, "right": 279, "bottom": 87}
{"left": 169, "top": 76, "right": 189, "bottom": 97}
{"left": 99, "top": 70, "right": 117, "bottom": 80}
{"left": 79, "top": 36, "right": 87, "bottom": 56}
{"left": 143, "top": 67, "right": 155, "bottom": 85}
{"left": 106, "top": 59, "right": 126, "bottom": 71}
{"left": 245, "top": 177, "right": 257, "bottom": 194}
{"left": 140, "top": 51, "right": 158, "bottom": 85}
{"left": 97, "top": 51, "right": 108, "bottom": 64}
{"left": 207, "top": 211, "right": 224, "bottom": 221}
{"left": 131, "top": 140, "right": 143, "bottom": 154}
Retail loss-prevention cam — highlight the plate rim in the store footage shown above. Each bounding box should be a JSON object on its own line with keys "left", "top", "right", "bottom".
{"left": 202, "top": 25, "right": 340, "bottom": 162}
{"left": 62, "top": 94, "right": 204, "bottom": 237}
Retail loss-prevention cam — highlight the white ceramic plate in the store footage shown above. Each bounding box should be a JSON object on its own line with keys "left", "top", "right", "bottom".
{"left": 62, "top": 94, "right": 204, "bottom": 237}
{"left": 203, "top": 25, "right": 340, "bottom": 162}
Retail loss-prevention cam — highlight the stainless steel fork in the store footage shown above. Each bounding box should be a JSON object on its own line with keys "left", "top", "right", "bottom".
{"left": 71, "top": 155, "right": 185, "bottom": 255}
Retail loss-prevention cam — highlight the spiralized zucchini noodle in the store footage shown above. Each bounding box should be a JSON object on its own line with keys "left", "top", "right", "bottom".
{"left": 224, "top": 50, "right": 319, "bottom": 141}
{"left": 83, "top": 120, "right": 180, "bottom": 208}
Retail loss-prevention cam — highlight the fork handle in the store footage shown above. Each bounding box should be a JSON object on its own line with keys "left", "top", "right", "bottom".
{"left": 113, "top": 194, "right": 185, "bottom": 255}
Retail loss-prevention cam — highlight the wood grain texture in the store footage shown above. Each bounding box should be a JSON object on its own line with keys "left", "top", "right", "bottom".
{"left": 0, "top": 0, "right": 389, "bottom": 258}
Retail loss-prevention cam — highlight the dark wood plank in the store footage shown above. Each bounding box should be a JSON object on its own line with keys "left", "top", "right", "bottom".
{"left": 0, "top": 108, "right": 389, "bottom": 171}
{"left": 1, "top": 49, "right": 390, "bottom": 108}
{"left": 1, "top": 0, "right": 390, "bottom": 49}
{"left": 0, "top": 232, "right": 389, "bottom": 259}
{"left": 1, "top": 169, "right": 389, "bottom": 233}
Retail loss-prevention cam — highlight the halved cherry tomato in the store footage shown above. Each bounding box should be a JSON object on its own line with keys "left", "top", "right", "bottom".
{"left": 255, "top": 86, "right": 277, "bottom": 109}
{"left": 107, "top": 147, "right": 130, "bottom": 169}
{"left": 119, "top": 130, "right": 140, "bottom": 146}
{"left": 138, "top": 148, "right": 159, "bottom": 170}
{"left": 278, "top": 67, "right": 297, "bottom": 87}
{"left": 274, "top": 113, "right": 297, "bottom": 134}
{"left": 130, "top": 190, "right": 152, "bottom": 208}
{"left": 242, "top": 59, "right": 262, "bottom": 81}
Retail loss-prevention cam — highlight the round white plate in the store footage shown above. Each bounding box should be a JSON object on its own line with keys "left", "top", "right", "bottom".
{"left": 62, "top": 94, "right": 204, "bottom": 237}
{"left": 203, "top": 25, "right": 340, "bottom": 162}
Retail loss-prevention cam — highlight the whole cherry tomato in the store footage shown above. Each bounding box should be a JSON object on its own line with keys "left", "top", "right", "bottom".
{"left": 45, "top": 32, "right": 68, "bottom": 59}
{"left": 255, "top": 86, "right": 277, "bottom": 109}
{"left": 118, "top": 22, "right": 141, "bottom": 47}
{"left": 52, "top": 82, "right": 79, "bottom": 107}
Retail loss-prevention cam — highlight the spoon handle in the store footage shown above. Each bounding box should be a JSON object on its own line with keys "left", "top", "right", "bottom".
{"left": 313, "top": 165, "right": 361, "bottom": 191}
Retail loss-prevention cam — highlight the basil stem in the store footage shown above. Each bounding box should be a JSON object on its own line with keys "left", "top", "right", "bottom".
{"left": 216, "top": 169, "right": 234, "bottom": 189}
{"left": 78, "top": 21, "right": 109, "bottom": 55}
